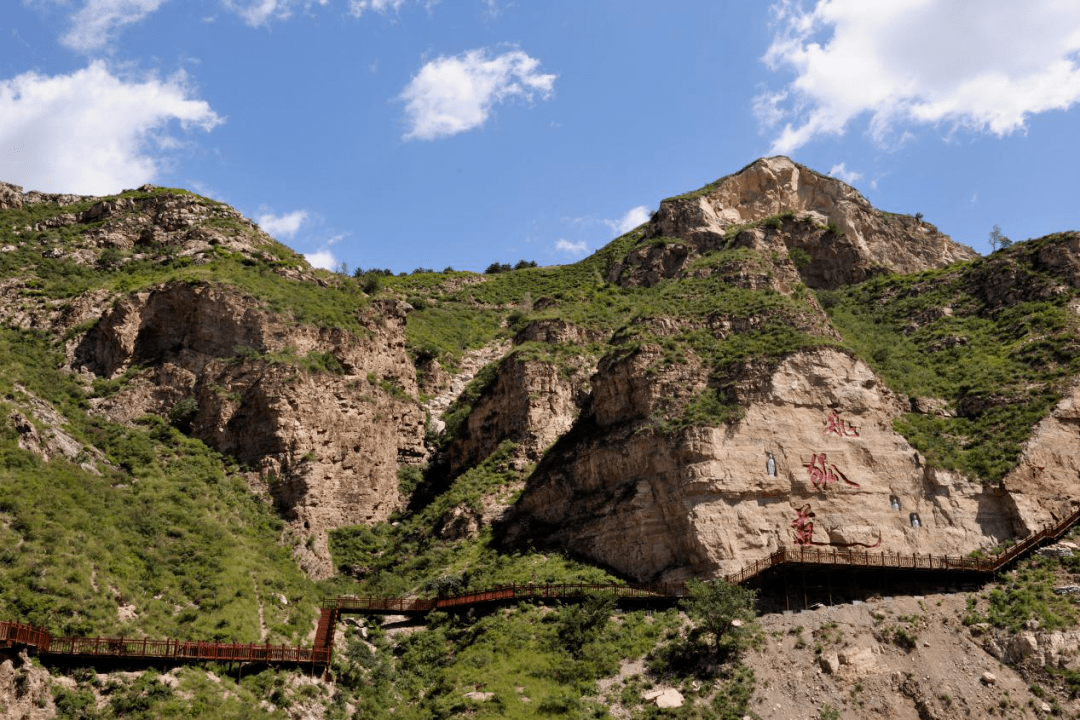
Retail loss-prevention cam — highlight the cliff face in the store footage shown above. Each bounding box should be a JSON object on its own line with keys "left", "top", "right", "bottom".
{"left": 70, "top": 282, "right": 425, "bottom": 577}
{"left": 637, "top": 156, "right": 978, "bottom": 289}
{"left": 514, "top": 348, "right": 1016, "bottom": 582}
{"left": 0, "top": 182, "right": 426, "bottom": 579}
{"left": 485, "top": 170, "right": 1075, "bottom": 583}
{"left": 3, "top": 159, "right": 1077, "bottom": 591}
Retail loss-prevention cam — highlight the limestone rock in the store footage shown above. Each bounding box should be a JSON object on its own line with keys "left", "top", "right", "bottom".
{"left": 514, "top": 348, "right": 1015, "bottom": 582}
{"left": 820, "top": 652, "right": 840, "bottom": 674}
{"left": 839, "top": 646, "right": 877, "bottom": 675}
{"left": 643, "top": 688, "right": 684, "bottom": 709}
{"left": 644, "top": 156, "right": 977, "bottom": 289}
{"left": 0, "top": 656, "right": 55, "bottom": 719}
{"left": 70, "top": 282, "right": 426, "bottom": 578}
{"left": 1000, "top": 378, "right": 1080, "bottom": 533}
{"left": 438, "top": 340, "right": 593, "bottom": 477}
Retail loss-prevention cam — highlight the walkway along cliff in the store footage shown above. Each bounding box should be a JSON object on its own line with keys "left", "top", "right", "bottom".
{"left": 3, "top": 503, "right": 1078, "bottom": 671}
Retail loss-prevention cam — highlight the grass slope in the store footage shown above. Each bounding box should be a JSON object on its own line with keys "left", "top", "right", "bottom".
{"left": 0, "top": 328, "right": 316, "bottom": 642}
{"left": 823, "top": 235, "right": 1080, "bottom": 481}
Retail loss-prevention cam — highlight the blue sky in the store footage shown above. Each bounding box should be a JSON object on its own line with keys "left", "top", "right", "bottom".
{"left": 3, "top": 1, "right": 1080, "bottom": 272}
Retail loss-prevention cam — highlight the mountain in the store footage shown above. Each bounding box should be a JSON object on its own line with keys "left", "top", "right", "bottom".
{"left": 2, "top": 160, "right": 1080, "bottom": 719}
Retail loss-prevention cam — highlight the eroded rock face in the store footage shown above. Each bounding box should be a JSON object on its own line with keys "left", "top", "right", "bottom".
{"left": 515, "top": 348, "right": 1016, "bottom": 582}
{"left": 1001, "top": 380, "right": 1080, "bottom": 533}
{"left": 72, "top": 282, "right": 426, "bottom": 578}
{"left": 644, "top": 157, "right": 977, "bottom": 289}
{"left": 440, "top": 348, "right": 593, "bottom": 478}
{"left": 0, "top": 654, "right": 55, "bottom": 720}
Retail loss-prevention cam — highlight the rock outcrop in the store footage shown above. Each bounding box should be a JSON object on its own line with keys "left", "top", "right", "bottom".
{"left": 71, "top": 281, "right": 426, "bottom": 578}
{"left": 439, "top": 348, "right": 593, "bottom": 477}
{"left": 1001, "top": 379, "right": 1080, "bottom": 533}
{"left": 635, "top": 156, "right": 977, "bottom": 289}
{"left": 515, "top": 348, "right": 1017, "bottom": 582}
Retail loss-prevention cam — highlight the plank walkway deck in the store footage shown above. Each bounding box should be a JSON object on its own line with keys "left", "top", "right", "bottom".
{"left": 3, "top": 504, "right": 1078, "bottom": 668}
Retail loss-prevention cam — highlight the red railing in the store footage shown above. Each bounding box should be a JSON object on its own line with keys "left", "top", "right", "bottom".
{"left": 1, "top": 621, "right": 329, "bottom": 666}
{"left": 4, "top": 504, "right": 1078, "bottom": 670}
{"left": 0, "top": 621, "right": 51, "bottom": 651}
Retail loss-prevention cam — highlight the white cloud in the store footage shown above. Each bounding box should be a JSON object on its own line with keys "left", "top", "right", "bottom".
{"left": 348, "top": 0, "right": 406, "bottom": 16}
{"left": 222, "top": 0, "right": 328, "bottom": 27}
{"left": 605, "top": 205, "right": 650, "bottom": 235}
{"left": 304, "top": 248, "right": 338, "bottom": 270}
{"left": 257, "top": 209, "right": 309, "bottom": 238}
{"left": 400, "top": 48, "right": 555, "bottom": 140}
{"left": 758, "top": 0, "right": 1080, "bottom": 153}
{"left": 59, "top": 0, "right": 168, "bottom": 53}
{"left": 828, "top": 163, "right": 862, "bottom": 185}
{"left": 0, "top": 61, "right": 222, "bottom": 195}
{"left": 555, "top": 239, "right": 587, "bottom": 257}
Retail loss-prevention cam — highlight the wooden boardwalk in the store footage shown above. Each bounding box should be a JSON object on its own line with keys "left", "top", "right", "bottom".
{"left": 3, "top": 504, "right": 1078, "bottom": 668}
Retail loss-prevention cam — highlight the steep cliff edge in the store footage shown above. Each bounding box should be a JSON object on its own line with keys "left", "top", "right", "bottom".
{"left": 614, "top": 156, "right": 977, "bottom": 289}
{"left": 514, "top": 348, "right": 1015, "bottom": 582}
{"left": 0, "top": 182, "right": 426, "bottom": 578}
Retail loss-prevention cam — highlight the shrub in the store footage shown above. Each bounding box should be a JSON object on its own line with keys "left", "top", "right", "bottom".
{"left": 682, "top": 579, "right": 757, "bottom": 657}
{"left": 167, "top": 395, "right": 198, "bottom": 433}
{"left": 554, "top": 592, "right": 615, "bottom": 658}
{"left": 788, "top": 247, "right": 812, "bottom": 270}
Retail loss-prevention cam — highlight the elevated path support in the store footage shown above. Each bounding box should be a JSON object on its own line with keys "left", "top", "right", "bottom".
{"left": 2, "top": 505, "right": 1077, "bottom": 671}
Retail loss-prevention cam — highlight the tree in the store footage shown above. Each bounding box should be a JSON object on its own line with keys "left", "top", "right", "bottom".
{"left": 555, "top": 592, "right": 614, "bottom": 658}
{"left": 989, "top": 224, "right": 1013, "bottom": 252}
{"left": 681, "top": 579, "right": 757, "bottom": 656}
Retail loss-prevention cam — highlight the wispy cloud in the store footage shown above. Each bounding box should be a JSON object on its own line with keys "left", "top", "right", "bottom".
{"left": 555, "top": 239, "right": 587, "bottom": 257}
{"left": 400, "top": 48, "right": 555, "bottom": 140}
{"left": 758, "top": 0, "right": 1080, "bottom": 153}
{"left": 257, "top": 209, "right": 309, "bottom": 238}
{"left": 605, "top": 205, "right": 650, "bottom": 235}
{"left": 222, "top": 0, "right": 329, "bottom": 27}
{"left": 828, "top": 163, "right": 862, "bottom": 185}
{"left": 348, "top": 0, "right": 407, "bottom": 16}
{"left": 0, "top": 61, "right": 221, "bottom": 194}
{"left": 59, "top": 0, "right": 168, "bottom": 53}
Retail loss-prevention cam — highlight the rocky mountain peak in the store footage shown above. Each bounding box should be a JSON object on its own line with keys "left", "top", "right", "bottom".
{"left": 645, "top": 156, "right": 978, "bottom": 288}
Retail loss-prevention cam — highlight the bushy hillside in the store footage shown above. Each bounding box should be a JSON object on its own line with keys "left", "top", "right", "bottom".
{"left": 823, "top": 232, "right": 1080, "bottom": 481}
{"left": 4, "top": 164, "right": 1080, "bottom": 719}
{"left": 0, "top": 327, "right": 316, "bottom": 642}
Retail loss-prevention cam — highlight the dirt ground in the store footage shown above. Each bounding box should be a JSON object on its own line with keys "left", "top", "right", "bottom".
{"left": 744, "top": 589, "right": 1067, "bottom": 720}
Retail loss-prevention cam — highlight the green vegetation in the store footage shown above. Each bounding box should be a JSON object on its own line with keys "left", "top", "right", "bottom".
{"left": 50, "top": 665, "right": 333, "bottom": 719}
{"left": 328, "top": 441, "right": 617, "bottom": 598}
{"left": 393, "top": 231, "right": 833, "bottom": 434}
{"left": 824, "top": 238, "right": 1080, "bottom": 481}
{"left": 680, "top": 579, "right": 758, "bottom": 656}
{"left": 0, "top": 191, "right": 371, "bottom": 333}
{"left": 330, "top": 604, "right": 684, "bottom": 720}
{"left": 0, "top": 328, "right": 315, "bottom": 642}
{"left": 985, "top": 556, "right": 1077, "bottom": 632}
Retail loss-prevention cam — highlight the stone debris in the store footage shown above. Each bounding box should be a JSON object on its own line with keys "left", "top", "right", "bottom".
{"left": 641, "top": 688, "right": 684, "bottom": 709}
{"left": 1037, "top": 542, "right": 1076, "bottom": 558}
{"left": 819, "top": 652, "right": 840, "bottom": 674}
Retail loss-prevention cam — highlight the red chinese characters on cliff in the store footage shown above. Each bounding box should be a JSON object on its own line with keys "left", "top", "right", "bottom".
{"left": 790, "top": 503, "right": 882, "bottom": 548}
{"left": 805, "top": 452, "right": 859, "bottom": 492}
{"left": 823, "top": 410, "right": 859, "bottom": 437}
{"left": 790, "top": 503, "right": 818, "bottom": 546}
